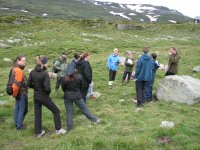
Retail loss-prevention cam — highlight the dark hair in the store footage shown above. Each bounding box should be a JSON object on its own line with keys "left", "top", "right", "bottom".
{"left": 61, "top": 52, "right": 67, "bottom": 56}
{"left": 65, "top": 69, "right": 77, "bottom": 81}
{"left": 35, "top": 55, "right": 48, "bottom": 69}
{"left": 13, "top": 54, "right": 25, "bottom": 65}
{"left": 74, "top": 53, "right": 80, "bottom": 60}
{"left": 80, "top": 52, "right": 89, "bottom": 60}
{"left": 143, "top": 47, "right": 150, "bottom": 53}
{"left": 151, "top": 53, "right": 157, "bottom": 60}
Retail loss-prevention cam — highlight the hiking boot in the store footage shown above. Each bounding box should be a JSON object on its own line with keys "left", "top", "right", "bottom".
{"left": 56, "top": 128, "right": 66, "bottom": 135}
{"left": 37, "top": 130, "right": 45, "bottom": 138}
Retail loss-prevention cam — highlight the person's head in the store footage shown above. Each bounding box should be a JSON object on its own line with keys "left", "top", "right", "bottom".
{"left": 169, "top": 47, "right": 177, "bottom": 56}
{"left": 80, "top": 52, "right": 89, "bottom": 60}
{"left": 127, "top": 51, "right": 132, "bottom": 58}
{"left": 113, "top": 48, "right": 119, "bottom": 56}
{"left": 65, "top": 62, "right": 77, "bottom": 81}
{"left": 14, "top": 54, "right": 26, "bottom": 68}
{"left": 74, "top": 53, "right": 80, "bottom": 60}
{"left": 151, "top": 53, "right": 157, "bottom": 60}
{"left": 35, "top": 55, "right": 48, "bottom": 69}
{"left": 60, "top": 52, "right": 67, "bottom": 60}
{"left": 143, "top": 47, "right": 149, "bottom": 53}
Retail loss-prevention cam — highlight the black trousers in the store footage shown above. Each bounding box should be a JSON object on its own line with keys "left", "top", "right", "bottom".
{"left": 55, "top": 77, "right": 63, "bottom": 91}
{"left": 81, "top": 86, "right": 89, "bottom": 103}
{"left": 122, "top": 71, "right": 132, "bottom": 80}
{"left": 136, "top": 81, "right": 147, "bottom": 107}
{"left": 165, "top": 71, "right": 175, "bottom": 76}
{"left": 109, "top": 69, "right": 117, "bottom": 81}
{"left": 34, "top": 94, "right": 61, "bottom": 134}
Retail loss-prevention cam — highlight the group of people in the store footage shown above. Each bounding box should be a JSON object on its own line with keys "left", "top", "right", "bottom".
{"left": 107, "top": 47, "right": 180, "bottom": 107}
{"left": 8, "top": 47, "right": 180, "bottom": 137}
{"left": 8, "top": 52, "right": 100, "bottom": 138}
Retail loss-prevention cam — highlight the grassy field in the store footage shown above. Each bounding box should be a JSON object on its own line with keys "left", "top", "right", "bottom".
{"left": 0, "top": 17, "right": 200, "bottom": 150}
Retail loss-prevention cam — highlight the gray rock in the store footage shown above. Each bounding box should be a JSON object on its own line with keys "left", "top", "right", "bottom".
{"left": 156, "top": 75, "right": 200, "bottom": 105}
{"left": 116, "top": 24, "right": 143, "bottom": 30}
{"left": 193, "top": 66, "right": 200, "bottom": 72}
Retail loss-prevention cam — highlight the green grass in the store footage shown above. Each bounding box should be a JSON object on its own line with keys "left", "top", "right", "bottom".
{"left": 0, "top": 17, "right": 200, "bottom": 149}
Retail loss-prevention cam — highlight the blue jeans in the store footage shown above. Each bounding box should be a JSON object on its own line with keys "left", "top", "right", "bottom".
{"left": 64, "top": 98, "right": 97, "bottom": 130}
{"left": 14, "top": 94, "right": 28, "bottom": 129}
{"left": 145, "top": 79, "right": 154, "bottom": 101}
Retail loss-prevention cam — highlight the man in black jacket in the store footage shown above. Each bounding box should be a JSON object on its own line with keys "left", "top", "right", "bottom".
{"left": 77, "top": 52, "right": 92, "bottom": 103}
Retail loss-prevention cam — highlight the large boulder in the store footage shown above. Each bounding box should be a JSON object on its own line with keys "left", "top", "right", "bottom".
{"left": 193, "top": 66, "right": 200, "bottom": 72}
{"left": 156, "top": 75, "right": 200, "bottom": 105}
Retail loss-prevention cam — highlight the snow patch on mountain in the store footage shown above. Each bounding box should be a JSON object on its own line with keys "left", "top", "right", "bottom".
{"left": 168, "top": 20, "right": 177, "bottom": 23}
{"left": 0, "top": 7, "right": 9, "bottom": 10}
{"left": 129, "top": 13, "right": 136, "bottom": 16}
{"left": 20, "top": 10, "right": 28, "bottom": 13}
{"left": 146, "top": 15, "right": 160, "bottom": 22}
{"left": 126, "top": 4, "right": 158, "bottom": 13}
{"left": 109, "top": 11, "right": 131, "bottom": 20}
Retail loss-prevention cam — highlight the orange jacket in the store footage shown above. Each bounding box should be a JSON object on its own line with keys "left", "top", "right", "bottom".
{"left": 12, "top": 67, "right": 24, "bottom": 97}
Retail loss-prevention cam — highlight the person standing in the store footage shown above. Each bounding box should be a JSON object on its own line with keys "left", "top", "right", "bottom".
{"left": 145, "top": 53, "right": 160, "bottom": 102}
{"left": 62, "top": 63, "right": 100, "bottom": 132}
{"left": 10, "top": 54, "right": 28, "bottom": 130}
{"left": 134, "top": 47, "right": 153, "bottom": 107}
{"left": 77, "top": 52, "right": 92, "bottom": 103}
{"left": 122, "top": 51, "right": 134, "bottom": 85}
{"left": 53, "top": 52, "right": 68, "bottom": 91}
{"left": 71, "top": 53, "right": 80, "bottom": 68}
{"left": 165, "top": 47, "right": 180, "bottom": 76}
{"left": 28, "top": 55, "right": 66, "bottom": 137}
{"left": 107, "top": 48, "right": 120, "bottom": 88}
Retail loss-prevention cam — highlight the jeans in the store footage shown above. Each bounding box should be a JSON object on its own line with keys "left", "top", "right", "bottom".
{"left": 109, "top": 69, "right": 117, "bottom": 81}
{"left": 34, "top": 95, "right": 61, "bottom": 134}
{"left": 145, "top": 79, "right": 154, "bottom": 101}
{"left": 14, "top": 94, "right": 28, "bottom": 129}
{"left": 64, "top": 98, "right": 97, "bottom": 130}
{"left": 135, "top": 81, "right": 147, "bottom": 107}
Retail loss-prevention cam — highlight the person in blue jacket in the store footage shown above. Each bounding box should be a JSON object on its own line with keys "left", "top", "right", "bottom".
{"left": 107, "top": 48, "right": 120, "bottom": 88}
{"left": 145, "top": 53, "right": 160, "bottom": 102}
{"left": 134, "top": 47, "right": 153, "bottom": 107}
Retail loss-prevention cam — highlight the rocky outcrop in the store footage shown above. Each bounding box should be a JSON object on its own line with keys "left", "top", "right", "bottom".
{"left": 156, "top": 75, "right": 200, "bottom": 105}
{"left": 193, "top": 66, "right": 200, "bottom": 72}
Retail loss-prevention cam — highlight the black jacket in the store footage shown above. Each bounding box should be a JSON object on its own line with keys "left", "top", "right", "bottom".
{"left": 61, "top": 74, "right": 83, "bottom": 100}
{"left": 77, "top": 59, "right": 92, "bottom": 87}
{"left": 28, "top": 65, "right": 51, "bottom": 96}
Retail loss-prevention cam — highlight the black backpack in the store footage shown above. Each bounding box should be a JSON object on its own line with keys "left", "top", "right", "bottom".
{"left": 6, "top": 68, "right": 15, "bottom": 95}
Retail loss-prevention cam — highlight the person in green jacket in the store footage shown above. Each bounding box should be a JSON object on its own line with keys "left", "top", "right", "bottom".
{"left": 122, "top": 51, "right": 134, "bottom": 85}
{"left": 165, "top": 47, "right": 180, "bottom": 76}
{"left": 54, "top": 52, "right": 68, "bottom": 91}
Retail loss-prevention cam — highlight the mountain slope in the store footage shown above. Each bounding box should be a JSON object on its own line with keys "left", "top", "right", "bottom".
{"left": 0, "top": 0, "right": 192, "bottom": 23}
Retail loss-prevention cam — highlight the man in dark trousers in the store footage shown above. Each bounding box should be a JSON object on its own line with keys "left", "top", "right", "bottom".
{"left": 134, "top": 47, "right": 153, "bottom": 107}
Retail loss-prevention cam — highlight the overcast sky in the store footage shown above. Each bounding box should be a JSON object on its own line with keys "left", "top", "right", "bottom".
{"left": 96, "top": 0, "right": 199, "bottom": 18}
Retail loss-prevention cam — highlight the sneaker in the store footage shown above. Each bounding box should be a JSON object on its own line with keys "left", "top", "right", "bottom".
{"left": 56, "top": 128, "right": 66, "bottom": 135}
{"left": 95, "top": 118, "right": 101, "bottom": 124}
{"left": 37, "top": 130, "right": 45, "bottom": 138}
{"left": 90, "top": 95, "right": 96, "bottom": 99}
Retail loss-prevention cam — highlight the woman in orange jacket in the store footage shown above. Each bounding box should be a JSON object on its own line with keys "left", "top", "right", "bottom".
{"left": 12, "top": 54, "right": 28, "bottom": 130}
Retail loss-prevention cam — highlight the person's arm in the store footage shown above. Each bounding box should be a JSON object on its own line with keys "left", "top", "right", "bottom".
{"left": 107, "top": 56, "right": 111, "bottom": 69}
{"left": 54, "top": 60, "right": 62, "bottom": 71}
{"left": 43, "top": 72, "right": 51, "bottom": 95}
{"left": 83, "top": 63, "right": 92, "bottom": 84}
{"left": 169, "top": 54, "right": 180, "bottom": 64}
{"left": 27, "top": 71, "right": 34, "bottom": 89}
{"left": 134, "top": 59, "right": 142, "bottom": 79}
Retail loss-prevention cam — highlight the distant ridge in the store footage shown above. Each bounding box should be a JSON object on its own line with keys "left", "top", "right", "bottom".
{"left": 0, "top": 0, "right": 192, "bottom": 23}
